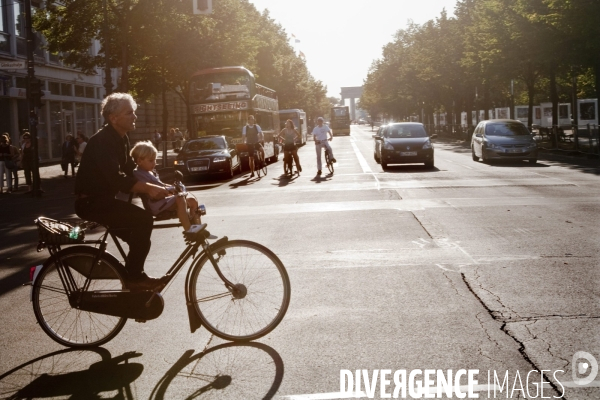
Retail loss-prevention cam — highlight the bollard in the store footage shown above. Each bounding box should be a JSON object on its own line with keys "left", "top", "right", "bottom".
{"left": 573, "top": 125, "right": 579, "bottom": 152}
{"left": 587, "top": 124, "right": 593, "bottom": 153}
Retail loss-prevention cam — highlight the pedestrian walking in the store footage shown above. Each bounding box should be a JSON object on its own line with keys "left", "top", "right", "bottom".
{"left": 0, "top": 134, "right": 14, "bottom": 194}
{"left": 75, "top": 133, "right": 88, "bottom": 164}
{"left": 61, "top": 134, "right": 77, "bottom": 177}
{"left": 153, "top": 129, "right": 162, "bottom": 148}
{"left": 174, "top": 128, "right": 184, "bottom": 151}
{"left": 20, "top": 131, "right": 42, "bottom": 194}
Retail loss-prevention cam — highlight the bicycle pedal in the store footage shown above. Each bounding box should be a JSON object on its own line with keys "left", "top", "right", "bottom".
{"left": 135, "top": 319, "right": 147, "bottom": 323}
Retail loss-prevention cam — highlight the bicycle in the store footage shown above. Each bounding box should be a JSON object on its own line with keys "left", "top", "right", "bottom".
{"left": 252, "top": 148, "right": 267, "bottom": 178}
{"left": 315, "top": 140, "right": 334, "bottom": 175}
{"left": 29, "top": 195, "right": 290, "bottom": 348}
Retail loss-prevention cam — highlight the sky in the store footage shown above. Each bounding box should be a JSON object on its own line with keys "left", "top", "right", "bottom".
{"left": 249, "top": 0, "right": 459, "bottom": 99}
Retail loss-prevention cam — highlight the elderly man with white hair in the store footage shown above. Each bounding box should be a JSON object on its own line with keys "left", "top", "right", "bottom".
{"left": 311, "top": 117, "right": 336, "bottom": 175}
{"left": 74, "top": 93, "right": 171, "bottom": 292}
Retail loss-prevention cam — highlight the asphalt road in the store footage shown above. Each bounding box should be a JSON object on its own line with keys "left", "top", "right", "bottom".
{"left": 0, "top": 125, "right": 599, "bottom": 399}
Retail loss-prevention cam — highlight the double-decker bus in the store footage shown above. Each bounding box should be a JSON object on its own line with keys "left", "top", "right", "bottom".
{"left": 189, "top": 66, "right": 280, "bottom": 165}
{"left": 278, "top": 109, "right": 307, "bottom": 145}
{"left": 330, "top": 106, "right": 350, "bottom": 135}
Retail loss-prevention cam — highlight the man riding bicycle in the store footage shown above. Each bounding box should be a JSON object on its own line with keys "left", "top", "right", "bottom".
{"left": 74, "top": 93, "right": 170, "bottom": 292}
{"left": 242, "top": 115, "right": 265, "bottom": 178}
{"left": 311, "top": 117, "right": 336, "bottom": 175}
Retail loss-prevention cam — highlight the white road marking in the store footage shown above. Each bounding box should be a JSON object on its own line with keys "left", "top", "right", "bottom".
{"left": 350, "top": 137, "right": 381, "bottom": 191}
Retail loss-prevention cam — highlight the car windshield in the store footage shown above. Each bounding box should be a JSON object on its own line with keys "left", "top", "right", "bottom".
{"left": 385, "top": 125, "right": 427, "bottom": 138}
{"left": 485, "top": 122, "right": 530, "bottom": 136}
{"left": 185, "top": 138, "right": 226, "bottom": 151}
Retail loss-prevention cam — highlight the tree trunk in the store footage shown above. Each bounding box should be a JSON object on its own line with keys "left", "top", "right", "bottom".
{"left": 162, "top": 84, "right": 169, "bottom": 149}
{"left": 119, "top": 15, "right": 129, "bottom": 92}
{"left": 550, "top": 62, "right": 558, "bottom": 127}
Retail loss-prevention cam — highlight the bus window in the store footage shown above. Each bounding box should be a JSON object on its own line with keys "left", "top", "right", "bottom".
{"left": 256, "top": 112, "right": 273, "bottom": 131}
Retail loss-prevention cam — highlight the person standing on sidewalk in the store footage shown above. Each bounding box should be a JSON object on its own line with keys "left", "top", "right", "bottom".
{"left": 74, "top": 92, "right": 170, "bottom": 292}
{"left": 3, "top": 134, "right": 21, "bottom": 191}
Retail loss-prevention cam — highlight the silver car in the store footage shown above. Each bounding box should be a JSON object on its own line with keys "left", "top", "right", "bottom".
{"left": 471, "top": 119, "right": 538, "bottom": 164}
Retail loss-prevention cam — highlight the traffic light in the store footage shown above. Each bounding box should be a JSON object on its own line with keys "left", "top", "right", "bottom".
{"left": 193, "top": 0, "right": 212, "bottom": 14}
{"left": 28, "top": 77, "right": 45, "bottom": 108}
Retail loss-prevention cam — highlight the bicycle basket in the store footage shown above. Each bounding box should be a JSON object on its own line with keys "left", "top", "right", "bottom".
{"left": 36, "top": 217, "right": 85, "bottom": 245}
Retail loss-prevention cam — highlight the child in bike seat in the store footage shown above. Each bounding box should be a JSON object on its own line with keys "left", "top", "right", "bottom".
{"left": 130, "top": 141, "right": 200, "bottom": 230}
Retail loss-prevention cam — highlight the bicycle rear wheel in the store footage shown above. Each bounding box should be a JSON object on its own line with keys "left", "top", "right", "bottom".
{"left": 189, "top": 240, "right": 291, "bottom": 341}
{"left": 32, "top": 246, "right": 128, "bottom": 347}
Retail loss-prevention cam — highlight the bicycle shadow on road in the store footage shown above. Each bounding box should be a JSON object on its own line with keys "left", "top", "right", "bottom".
{"left": 149, "top": 342, "right": 285, "bottom": 400}
{"left": 0, "top": 348, "right": 143, "bottom": 399}
{"left": 274, "top": 173, "right": 300, "bottom": 187}
{"left": 310, "top": 173, "right": 333, "bottom": 183}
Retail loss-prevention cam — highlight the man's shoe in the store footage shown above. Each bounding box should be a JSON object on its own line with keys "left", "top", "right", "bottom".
{"left": 331, "top": 158, "right": 337, "bottom": 163}
{"left": 317, "top": 170, "right": 322, "bottom": 176}
{"left": 250, "top": 172, "right": 255, "bottom": 178}
{"left": 128, "top": 276, "right": 165, "bottom": 292}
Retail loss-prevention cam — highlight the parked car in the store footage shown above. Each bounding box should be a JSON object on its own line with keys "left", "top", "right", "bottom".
{"left": 373, "top": 122, "right": 434, "bottom": 169}
{"left": 471, "top": 119, "right": 538, "bottom": 163}
{"left": 174, "top": 135, "right": 240, "bottom": 180}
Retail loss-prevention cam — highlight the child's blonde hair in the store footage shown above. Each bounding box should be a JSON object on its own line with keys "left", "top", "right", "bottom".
{"left": 131, "top": 140, "right": 157, "bottom": 162}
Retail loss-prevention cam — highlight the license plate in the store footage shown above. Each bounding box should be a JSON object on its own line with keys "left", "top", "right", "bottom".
{"left": 400, "top": 151, "right": 417, "bottom": 156}
{"left": 190, "top": 166, "right": 208, "bottom": 172}
{"left": 508, "top": 148, "right": 523, "bottom": 153}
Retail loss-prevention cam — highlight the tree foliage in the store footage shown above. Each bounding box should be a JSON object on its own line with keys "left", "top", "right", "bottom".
{"left": 33, "top": 0, "right": 330, "bottom": 126}
{"left": 361, "top": 0, "right": 599, "bottom": 125}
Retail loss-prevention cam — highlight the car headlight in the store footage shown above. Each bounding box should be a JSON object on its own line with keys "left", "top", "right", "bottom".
{"left": 212, "top": 157, "right": 227, "bottom": 162}
{"left": 422, "top": 140, "right": 432, "bottom": 150}
{"left": 527, "top": 142, "right": 537, "bottom": 148}
{"left": 174, "top": 160, "right": 184, "bottom": 166}
{"left": 383, "top": 142, "right": 394, "bottom": 151}
{"left": 486, "top": 142, "right": 500, "bottom": 150}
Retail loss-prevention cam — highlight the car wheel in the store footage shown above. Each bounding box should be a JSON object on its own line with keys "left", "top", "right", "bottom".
{"left": 529, "top": 158, "right": 537, "bottom": 164}
{"left": 424, "top": 159, "right": 434, "bottom": 169}
{"left": 471, "top": 147, "right": 479, "bottom": 161}
{"left": 481, "top": 146, "right": 488, "bottom": 163}
{"left": 222, "top": 161, "right": 233, "bottom": 180}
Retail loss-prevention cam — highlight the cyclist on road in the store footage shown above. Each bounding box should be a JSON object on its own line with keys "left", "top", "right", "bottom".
{"left": 278, "top": 119, "right": 302, "bottom": 173}
{"left": 74, "top": 93, "right": 170, "bottom": 292}
{"left": 311, "top": 117, "right": 336, "bottom": 175}
{"left": 242, "top": 115, "right": 264, "bottom": 178}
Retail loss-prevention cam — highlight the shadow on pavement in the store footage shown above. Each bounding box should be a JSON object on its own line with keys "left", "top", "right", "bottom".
{"left": 150, "top": 342, "right": 284, "bottom": 400}
{"left": 0, "top": 348, "right": 143, "bottom": 399}
{"left": 1, "top": 342, "right": 285, "bottom": 399}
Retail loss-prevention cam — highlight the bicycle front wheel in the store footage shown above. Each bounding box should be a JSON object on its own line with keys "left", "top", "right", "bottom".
{"left": 32, "top": 246, "right": 128, "bottom": 348}
{"left": 325, "top": 153, "right": 334, "bottom": 174}
{"left": 190, "top": 240, "right": 291, "bottom": 341}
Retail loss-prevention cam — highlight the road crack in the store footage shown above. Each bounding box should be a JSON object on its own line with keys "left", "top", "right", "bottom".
{"left": 462, "top": 273, "right": 564, "bottom": 398}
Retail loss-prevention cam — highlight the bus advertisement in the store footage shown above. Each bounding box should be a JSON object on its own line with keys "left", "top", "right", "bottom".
{"left": 278, "top": 109, "right": 307, "bottom": 145}
{"left": 330, "top": 106, "right": 350, "bottom": 135}
{"left": 189, "top": 66, "right": 280, "bottom": 165}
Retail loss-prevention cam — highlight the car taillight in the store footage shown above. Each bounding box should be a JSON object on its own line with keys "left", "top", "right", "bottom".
{"left": 30, "top": 266, "right": 36, "bottom": 281}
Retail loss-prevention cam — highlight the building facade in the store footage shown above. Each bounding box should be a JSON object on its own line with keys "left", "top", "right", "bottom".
{"left": 0, "top": 0, "right": 188, "bottom": 161}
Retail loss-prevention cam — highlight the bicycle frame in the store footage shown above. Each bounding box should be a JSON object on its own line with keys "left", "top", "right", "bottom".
{"left": 36, "top": 224, "right": 236, "bottom": 331}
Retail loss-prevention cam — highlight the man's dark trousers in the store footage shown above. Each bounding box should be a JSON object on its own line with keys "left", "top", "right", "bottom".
{"left": 75, "top": 196, "right": 153, "bottom": 280}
